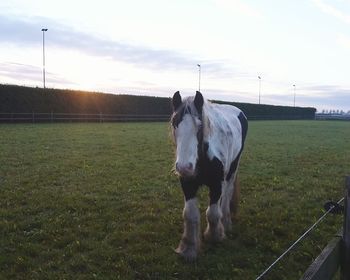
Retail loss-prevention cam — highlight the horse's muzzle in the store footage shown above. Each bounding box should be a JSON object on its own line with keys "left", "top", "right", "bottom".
{"left": 176, "top": 162, "right": 196, "bottom": 178}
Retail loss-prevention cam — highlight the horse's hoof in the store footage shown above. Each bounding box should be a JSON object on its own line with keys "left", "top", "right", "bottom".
{"left": 222, "top": 218, "right": 233, "bottom": 232}
{"left": 204, "top": 227, "right": 225, "bottom": 243}
{"left": 175, "top": 246, "right": 198, "bottom": 262}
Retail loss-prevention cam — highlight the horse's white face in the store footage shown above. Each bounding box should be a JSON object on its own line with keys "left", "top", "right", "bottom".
{"left": 171, "top": 91, "right": 204, "bottom": 178}
{"left": 174, "top": 113, "right": 202, "bottom": 177}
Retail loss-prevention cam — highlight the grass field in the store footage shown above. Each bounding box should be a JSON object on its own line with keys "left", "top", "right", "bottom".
{"left": 1, "top": 121, "right": 349, "bottom": 279}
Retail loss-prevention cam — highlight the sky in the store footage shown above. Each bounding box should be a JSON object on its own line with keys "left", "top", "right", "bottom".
{"left": 0, "top": 0, "right": 350, "bottom": 112}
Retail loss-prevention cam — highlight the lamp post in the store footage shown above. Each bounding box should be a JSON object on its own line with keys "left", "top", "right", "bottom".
{"left": 197, "top": 64, "right": 201, "bottom": 92}
{"left": 41, "top": 28, "right": 48, "bottom": 89}
{"left": 293, "top": 84, "right": 296, "bottom": 107}
{"left": 258, "top": 76, "right": 261, "bottom": 104}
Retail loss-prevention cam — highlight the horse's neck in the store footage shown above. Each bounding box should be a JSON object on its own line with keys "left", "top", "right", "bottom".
{"left": 202, "top": 103, "right": 217, "bottom": 142}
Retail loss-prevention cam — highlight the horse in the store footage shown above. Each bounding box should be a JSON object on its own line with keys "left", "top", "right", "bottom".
{"left": 170, "top": 91, "right": 248, "bottom": 261}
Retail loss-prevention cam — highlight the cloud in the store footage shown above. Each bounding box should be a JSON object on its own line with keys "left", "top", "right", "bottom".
{"left": 0, "top": 62, "right": 41, "bottom": 80}
{"left": 0, "top": 16, "right": 41, "bottom": 45}
{"left": 214, "top": 0, "right": 262, "bottom": 18}
{"left": 302, "top": 84, "right": 350, "bottom": 95}
{"left": 0, "top": 14, "right": 190, "bottom": 68}
{"left": 311, "top": 0, "right": 350, "bottom": 24}
{"left": 0, "top": 14, "right": 243, "bottom": 79}
{"left": 337, "top": 33, "right": 350, "bottom": 49}
{"left": 299, "top": 84, "right": 350, "bottom": 110}
{"left": 0, "top": 61, "right": 75, "bottom": 86}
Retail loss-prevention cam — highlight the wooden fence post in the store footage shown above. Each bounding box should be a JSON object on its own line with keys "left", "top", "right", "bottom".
{"left": 341, "top": 176, "right": 350, "bottom": 280}
{"left": 300, "top": 232, "right": 342, "bottom": 280}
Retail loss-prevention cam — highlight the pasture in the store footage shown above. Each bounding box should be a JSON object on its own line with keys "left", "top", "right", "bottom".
{"left": 0, "top": 121, "right": 349, "bottom": 279}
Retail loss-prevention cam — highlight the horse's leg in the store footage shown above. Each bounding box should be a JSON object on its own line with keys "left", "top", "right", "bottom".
{"left": 204, "top": 182, "right": 225, "bottom": 242}
{"left": 221, "top": 172, "right": 241, "bottom": 231}
{"left": 175, "top": 198, "right": 201, "bottom": 261}
{"left": 220, "top": 179, "right": 234, "bottom": 231}
{"left": 175, "top": 180, "right": 200, "bottom": 261}
{"left": 230, "top": 174, "right": 240, "bottom": 220}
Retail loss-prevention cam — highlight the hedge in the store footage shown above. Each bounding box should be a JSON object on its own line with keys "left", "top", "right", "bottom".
{"left": 0, "top": 84, "right": 316, "bottom": 120}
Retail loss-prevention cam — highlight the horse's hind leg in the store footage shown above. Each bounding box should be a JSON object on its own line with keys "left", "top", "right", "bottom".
{"left": 230, "top": 175, "right": 240, "bottom": 220}
{"left": 220, "top": 180, "right": 233, "bottom": 232}
{"left": 220, "top": 175, "right": 240, "bottom": 232}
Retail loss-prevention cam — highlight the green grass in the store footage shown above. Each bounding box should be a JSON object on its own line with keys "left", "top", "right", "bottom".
{"left": 0, "top": 121, "right": 349, "bottom": 279}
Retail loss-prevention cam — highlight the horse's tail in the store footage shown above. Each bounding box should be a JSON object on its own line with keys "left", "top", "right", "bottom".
{"left": 230, "top": 174, "right": 240, "bottom": 220}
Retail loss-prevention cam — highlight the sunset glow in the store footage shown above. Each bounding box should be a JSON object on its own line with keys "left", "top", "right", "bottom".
{"left": 1, "top": 0, "right": 350, "bottom": 111}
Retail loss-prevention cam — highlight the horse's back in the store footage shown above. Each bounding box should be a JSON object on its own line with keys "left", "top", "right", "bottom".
{"left": 207, "top": 103, "right": 246, "bottom": 137}
{"left": 204, "top": 102, "right": 247, "bottom": 176}
{"left": 212, "top": 103, "right": 243, "bottom": 116}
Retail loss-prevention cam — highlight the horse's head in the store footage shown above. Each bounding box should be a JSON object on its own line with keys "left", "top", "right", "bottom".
{"left": 171, "top": 91, "right": 204, "bottom": 178}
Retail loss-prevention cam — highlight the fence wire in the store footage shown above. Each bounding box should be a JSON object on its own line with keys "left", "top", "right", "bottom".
{"left": 255, "top": 197, "right": 345, "bottom": 280}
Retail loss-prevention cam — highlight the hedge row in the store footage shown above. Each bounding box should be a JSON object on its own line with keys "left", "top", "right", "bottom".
{"left": 0, "top": 85, "right": 171, "bottom": 115}
{"left": 0, "top": 84, "right": 316, "bottom": 120}
{"left": 213, "top": 100, "right": 316, "bottom": 120}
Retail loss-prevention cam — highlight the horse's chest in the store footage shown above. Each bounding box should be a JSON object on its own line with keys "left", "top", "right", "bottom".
{"left": 197, "top": 155, "right": 224, "bottom": 185}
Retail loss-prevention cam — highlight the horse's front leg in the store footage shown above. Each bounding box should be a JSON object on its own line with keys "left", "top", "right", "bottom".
{"left": 204, "top": 182, "right": 225, "bottom": 242}
{"left": 175, "top": 180, "right": 200, "bottom": 261}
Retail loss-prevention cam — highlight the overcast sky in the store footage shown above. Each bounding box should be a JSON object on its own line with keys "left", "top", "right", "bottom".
{"left": 1, "top": 0, "right": 350, "bottom": 111}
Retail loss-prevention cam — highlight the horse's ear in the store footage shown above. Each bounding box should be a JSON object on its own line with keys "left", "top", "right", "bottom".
{"left": 172, "top": 91, "right": 182, "bottom": 111}
{"left": 194, "top": 91, "right": 204, "bottom": 114}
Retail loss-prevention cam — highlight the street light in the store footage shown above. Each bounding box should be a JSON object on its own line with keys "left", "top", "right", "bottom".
{"left": 258, "top": 76, "right": 261, "bottom": 104}
{"left": 41, "top": 28, "right": 48, "bottom": 89}
{"left": 293, "top": 84, "right": 296, "bottom": 107}
{"left": 197, "top": 64, "right": 201, "bottom": 92}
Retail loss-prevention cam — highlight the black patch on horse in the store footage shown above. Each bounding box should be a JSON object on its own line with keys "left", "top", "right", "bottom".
{"left": 181, "top": 149, "right": 224, "bottom": 204}
{"left": 194, "top": 149, "right": 225, "bottom": 204}
{"left": 203, "top": 142, "right": 209, "bottom": 153}
{"left": 180, "top": 177, "right": 200, "bottom": 201}
{"left": 206, "top": 157, "right": 224, "bottom": 204}
{"left": 171, "top": 104, "right": 195, "bottom": 128}
{"left": 239, "top": 112, "right": 248, "bottom": 143}
{"left": 171, "top": 106, "right": 184, "bottom": 128}
{"left": 226, "top": 112, "right": 248, "bottom": 181}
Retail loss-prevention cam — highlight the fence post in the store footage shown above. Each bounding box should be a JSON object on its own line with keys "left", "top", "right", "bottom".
{"left": 32, "top": 112, "right": 34, "bottom": 123}
{"left": 51, "top": 111, "right": 53, "bottom": 123}
{"left": 341, "top": 176, "right": 350, "bottom": 280}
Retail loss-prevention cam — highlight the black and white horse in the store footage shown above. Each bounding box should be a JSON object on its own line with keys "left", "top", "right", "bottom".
{"left": 171, "top": 91, "right": 248, "bottom": 261}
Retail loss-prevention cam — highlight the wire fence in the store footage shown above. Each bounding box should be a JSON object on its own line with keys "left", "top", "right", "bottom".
{"left": 255, "top": 197, "right": 345, "bottom": 280}
{"left": 315, "top": 114, "right": 350, "bottom": 121}
{"left": 0, "top": 112, "right": 318, "bottom": 123}
{"left": 0, "top": 112, "right": 171, "bottom": 123}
